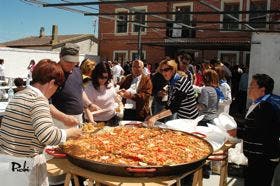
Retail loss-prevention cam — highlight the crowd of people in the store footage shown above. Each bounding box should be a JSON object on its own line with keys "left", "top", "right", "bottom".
{"left": 0, "top": 43, "right": 279, "bottom": 186}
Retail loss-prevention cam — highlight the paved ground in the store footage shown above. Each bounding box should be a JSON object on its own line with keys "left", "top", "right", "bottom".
{"left": 203, "top": 174, "right": 244, "bottom": 186}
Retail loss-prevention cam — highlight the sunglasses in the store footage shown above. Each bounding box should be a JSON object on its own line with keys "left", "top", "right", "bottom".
{"left": 99, "top": 75, "right": 108, "bottom": 79}
{"left": 181, "top": 61, "right": 189, "bottom": 65}
{"left": 160, "top": 67, "right": 172, "bottom": 72}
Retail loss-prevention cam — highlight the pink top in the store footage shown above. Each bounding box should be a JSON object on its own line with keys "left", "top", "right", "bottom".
{"left": 84, "top": 83, "right": 117, "bottom": 121}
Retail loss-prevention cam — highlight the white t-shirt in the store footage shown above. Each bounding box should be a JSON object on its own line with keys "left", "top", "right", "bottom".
{"left": 218, "top": 81, "right": 232, "bottom": 114}
{"left": 143, "top": 67, "right": 150, "bottom": 76}
{"left": 125, "top": 75, "right": 142, "bottom": 109}
{"left": 111, "top": 64, "right": 124, "bottom": 83}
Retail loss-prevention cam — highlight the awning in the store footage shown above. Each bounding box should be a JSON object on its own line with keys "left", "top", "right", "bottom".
{"left": 130, "top": 38, "right": 251, "bottom": 51}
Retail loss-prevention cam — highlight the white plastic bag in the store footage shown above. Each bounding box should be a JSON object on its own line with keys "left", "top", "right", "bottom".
{"left": 165, "top": 116, "right": 227, "bottom": 151}
{"left": 164, "top": 115, "right": 205, "bottom": 132}
{"left": 228, "top": 140, "right": 248, "bottom": 165}
{"left": 214, "top": 112, "right": 237, "bottom": 131}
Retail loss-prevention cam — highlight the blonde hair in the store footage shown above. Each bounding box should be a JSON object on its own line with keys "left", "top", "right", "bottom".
{"left": 80, "top": 59, "right": 96, "bottom": 76}
{"left": 159, "top": 59, "right": 178, "bottom": 73}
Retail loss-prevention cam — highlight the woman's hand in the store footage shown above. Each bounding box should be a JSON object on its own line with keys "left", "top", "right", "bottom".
{"left": 64, "top": 115, "right": 79, "bottom": 127}
{"left": 157, "top": 90, "right": 167, "bottom": 98}
{"left": 145, "top": 116, "right": 157, "bottom": 128}
{"left": 118, "top": 89, "right": 132, "bottom": 99}
{"left": 89, "top": 103, "right": 102, "bottom": 112}
{"left": 66, "top": 128, "right": 82, "bottom": 139}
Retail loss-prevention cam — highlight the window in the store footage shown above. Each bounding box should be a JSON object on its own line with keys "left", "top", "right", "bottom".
{"left": 222, "top": 2, "right": 240, "bottom": 30}
{"left": 130, "top": 50, "right": 146, "bottom": 61}
{"left": 115, "top": 9, "right": 128, "bottom": 34}
{"left": 172, "top": 3, "right": 193, "bottom": 38}
{"left": 218, "top": 51, "right": 240, "bottom": 66}
{"left": 113, "top": 51, "right": 128, "bottom": 64}
{"left": 132, "top": 7, "right": 147, "bottom": 33}
{"left": 249, "top": 1, "right": 267, "bottom": 28}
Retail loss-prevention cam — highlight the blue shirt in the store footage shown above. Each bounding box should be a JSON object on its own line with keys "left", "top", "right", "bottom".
{"left": 51, "top": 66, "right": 84, "bottom": 115}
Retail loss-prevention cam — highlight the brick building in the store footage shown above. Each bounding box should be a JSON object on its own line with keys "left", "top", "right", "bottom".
{"left": 99, "top": 0, "right": 279, "bottom": 68}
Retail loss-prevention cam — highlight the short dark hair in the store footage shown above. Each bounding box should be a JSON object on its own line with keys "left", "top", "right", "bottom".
{"left": 252, "top": 74, "right": 274, "bottom": 94}
{"left": 32, "top": 59, "right": 65, "bottom": 86}
{"left": 14, "top": 78, "right": 24, "bottom": 87}
{"left": 181, "top": 53, "right": 192, "bottom": 61}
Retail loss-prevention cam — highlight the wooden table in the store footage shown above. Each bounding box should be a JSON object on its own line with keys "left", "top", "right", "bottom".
{"left": 192, "top": 141, "right": 237, "bottom": 186}
{"left": 47, "top": 158, "right": 203, "bottom": 186}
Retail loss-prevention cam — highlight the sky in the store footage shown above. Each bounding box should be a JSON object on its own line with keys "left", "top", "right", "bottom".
{"left": 0, "top": 0, "right": 99, "bottom": 43}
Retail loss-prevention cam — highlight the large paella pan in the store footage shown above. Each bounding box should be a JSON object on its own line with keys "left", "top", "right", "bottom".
{"left": 49, "top": 125, "right": 213, "bottom": 177}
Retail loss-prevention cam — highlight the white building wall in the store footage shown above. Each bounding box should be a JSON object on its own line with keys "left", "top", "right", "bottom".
{"left": 51, "top": 39, "right": 98, "bottom": 55}
{"left": 0, "top": 47, "right": 98, "bottom": 79}
{"left": 78, "top": 39, "right": 98, "bottom": 55}
{"left": 249, "top": 32, "right": 280, "bottom": 95}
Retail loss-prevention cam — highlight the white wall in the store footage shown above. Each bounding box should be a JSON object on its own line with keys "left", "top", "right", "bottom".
{"left": 51, "top": 39, "right": 98, "bottom": 55}
{"left": 0, "top": 47, "right": 99, "bottom": 79}
{"left": 249, "top": 32, "right": 280, "bottom": 95}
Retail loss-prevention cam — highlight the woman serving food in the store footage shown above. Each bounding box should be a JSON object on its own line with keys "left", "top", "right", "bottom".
{"left": 0, "top": 59, "right": 81, "bottom": 186}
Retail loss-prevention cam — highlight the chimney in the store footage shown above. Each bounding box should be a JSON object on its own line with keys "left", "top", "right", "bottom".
{"left": 39, "top": 27, "right": 45, "bottom": 38}
{"left": 51, "top": 25, "right": 58, "bottom": 44}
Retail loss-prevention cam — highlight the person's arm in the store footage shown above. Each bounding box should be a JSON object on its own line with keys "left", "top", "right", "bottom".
{"left": 114, "top": 94, "right": 124, "bottom": 117}
{"left": 84, "top": 107, "right": 95, "bottom": 123}
{"left": 196, "top": 87, "right": 208, "bottom": 111}
{"left": 49, "top": 104, "right": 79, "bottom": 127}
{"left": 82, "top": 91, "right": 101, "bottom": 111}
{"left": 32, "top": 98, "right": 81, "bottom": 146}
{"left": 145, "top": 109, "right": 172, "bottom": 127}
{"left": 114, "top": 94, "right": 123, "bottom": 108}
{"left": 130, "top": 76, "right": 153, "bottom": 103}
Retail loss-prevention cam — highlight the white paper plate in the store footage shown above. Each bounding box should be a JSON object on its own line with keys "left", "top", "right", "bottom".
{"left": 119, "top": 120, "right": 143, "bottom": 126}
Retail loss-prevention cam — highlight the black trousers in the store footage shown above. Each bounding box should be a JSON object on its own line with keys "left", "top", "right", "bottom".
{"left": 245, "top": 157, "right": 278, "bottom": 186}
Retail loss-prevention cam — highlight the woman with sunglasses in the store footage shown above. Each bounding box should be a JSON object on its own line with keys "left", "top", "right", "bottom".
{"left": 84, "top": 62, "right": 122, "bottom": 126}
{"left": 0, "top": 59, "right": 82, "bottom": 185}
{"left": 146, "top": 59, "right": 199, "bottom": 127}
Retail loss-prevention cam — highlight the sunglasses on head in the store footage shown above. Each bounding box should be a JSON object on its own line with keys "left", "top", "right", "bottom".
{"left": 160, "top": 67, "right": 172, "bottom": 72}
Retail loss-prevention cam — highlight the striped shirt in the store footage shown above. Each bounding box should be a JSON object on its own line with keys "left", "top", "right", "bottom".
{"left": 167, "top": 76, "right": 199, "bottom": 119}
{"left": 0, "top": 87, "right": 63, "bottom": 157}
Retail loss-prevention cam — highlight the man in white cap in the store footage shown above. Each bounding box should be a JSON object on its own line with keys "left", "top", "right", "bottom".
{"left": 50, "top": 43, "right": 99, "bottom": 128}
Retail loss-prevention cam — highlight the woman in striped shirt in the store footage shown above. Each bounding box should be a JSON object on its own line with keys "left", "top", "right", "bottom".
{"left": 0, "top": 59, "right": 81, "bottom": 185}
{"left": 146, "top": 59, "right": 198, "bottom": 127}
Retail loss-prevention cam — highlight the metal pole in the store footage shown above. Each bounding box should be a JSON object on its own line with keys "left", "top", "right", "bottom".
{"left": 43, "top": 0, "right": 188, "bottom": 7}
{"left": 138, "top": 28, "right": 142, "bottom": 60}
